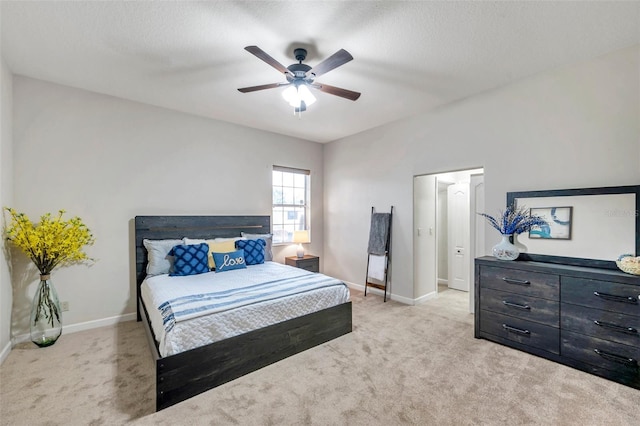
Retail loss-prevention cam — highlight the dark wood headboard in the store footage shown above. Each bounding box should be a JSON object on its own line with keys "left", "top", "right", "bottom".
{"left": 134, "top": 215, "right": 271, "bottom": 320}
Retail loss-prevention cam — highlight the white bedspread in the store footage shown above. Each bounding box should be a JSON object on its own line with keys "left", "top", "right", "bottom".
{"left": 141, "top": 261, "right": 350, "bottom": 357}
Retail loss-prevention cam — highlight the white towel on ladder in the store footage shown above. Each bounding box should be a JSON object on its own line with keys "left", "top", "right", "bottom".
{"left": 367, "top": 254, "right": 386, "bottom": 281}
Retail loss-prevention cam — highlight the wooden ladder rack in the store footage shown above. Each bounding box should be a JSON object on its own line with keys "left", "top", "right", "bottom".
{"left": 364, "top": 206, "right": 393, "bottom": 302}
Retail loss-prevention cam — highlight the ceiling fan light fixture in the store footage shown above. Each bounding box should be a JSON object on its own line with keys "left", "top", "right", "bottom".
{"left": 295, "top": 101, "right": 307, "bottom": 113}
{"left": 240, "top": 45, "right": 360, "bottom": 113}
{"left": 282, "top": 84, "right": 316, "bottom": 109}
{"left": 282, "top": 85, "right": 298, "bottom": 106}
{"left": 297, "top": 84, "right": 316, "bottom": 106}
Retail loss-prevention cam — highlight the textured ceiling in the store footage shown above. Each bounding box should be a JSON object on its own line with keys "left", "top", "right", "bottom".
{"left": 1, "top": 1, "right": 639, "bottom": 143}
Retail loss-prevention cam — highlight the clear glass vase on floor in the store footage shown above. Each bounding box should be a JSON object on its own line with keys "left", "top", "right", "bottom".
{"left": 30, "top": 274, "right": 62, "bottom": 347}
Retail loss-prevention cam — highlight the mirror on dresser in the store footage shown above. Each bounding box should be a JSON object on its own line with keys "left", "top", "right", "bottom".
{"left": 506, "top": 185, "right": 640, "bottom": 269}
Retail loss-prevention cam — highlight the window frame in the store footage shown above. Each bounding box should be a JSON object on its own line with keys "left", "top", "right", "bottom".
{"left": 272, "top": 165, "right": 310, "bottom": 245}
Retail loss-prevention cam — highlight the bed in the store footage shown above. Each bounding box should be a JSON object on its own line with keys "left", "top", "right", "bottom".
{"left": 135, "top": 215, "right": 353, "bottom": 411}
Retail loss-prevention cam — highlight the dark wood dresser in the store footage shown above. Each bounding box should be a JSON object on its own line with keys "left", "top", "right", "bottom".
{"left": 475, "top": 256, "right": 640, "bottom": 388}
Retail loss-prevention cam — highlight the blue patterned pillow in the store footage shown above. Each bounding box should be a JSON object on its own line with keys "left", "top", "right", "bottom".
{"left": 213, "top": 249, "right": 247, "bottom": 273}
{"left": 235, "top": 239, "right": 266, "bottom": 265}
{"left": 169, "top": 243, "right": 210, "bottom": 276}
{"left": 241, "top": 233, "right": 273, "bottom": 261}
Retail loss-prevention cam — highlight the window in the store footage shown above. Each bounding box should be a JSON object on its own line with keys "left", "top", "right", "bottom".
{"left": 272, "top": 166, "right": 310, "bottom": 244}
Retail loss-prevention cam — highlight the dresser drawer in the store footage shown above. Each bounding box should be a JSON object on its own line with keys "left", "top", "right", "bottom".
{"left": 561, "top": 303, "right": 640, "bottom": 347}
{"left": 480, "top": 287, "right": 559, "bottom": 327}
{"left": 479, "top": 265, "right": 559, "bottom": 300}
{"left": 296, "top": 259, "right": 319, "bottom": 272}
{"left": 480, "top": 310, "right": 559, "bottom": 354}
{"left": 562, "top": 277, "right": 640, "bottom": 317}
{"left": 285, "top": 256, "right": 319, "bottom": 272}
{"left": 562, "top": 330, "right": 640, "bottom": 380}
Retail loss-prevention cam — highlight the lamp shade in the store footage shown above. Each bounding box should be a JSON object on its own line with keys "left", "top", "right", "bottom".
{"left": 282, "top": 85, "right": 316, "bottom": 109}
{"left": 297, "top": 85, "right": 316, "bottom": 106}
{"left": 282, "top": 86, "right": 298, "bottom": 106}
{"left": 293, "top": 230, "right": 310, "bottom": 244}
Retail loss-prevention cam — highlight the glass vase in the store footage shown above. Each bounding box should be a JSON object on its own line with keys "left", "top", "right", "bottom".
{"left": 492, "top": 234, "right": 519, "bottom": 261}
{"left": 30, "top": 274, "right": 62, "bottom": 347}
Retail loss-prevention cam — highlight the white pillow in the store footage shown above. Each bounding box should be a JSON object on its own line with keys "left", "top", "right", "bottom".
{"left": 241, "top": 233, "right": 273, "bottom": 261}
{"left": 183, "top": 237, "right": 205, "bottom": 245}
{"left": 143, "top": 239, "right": 182, "bottom": 276}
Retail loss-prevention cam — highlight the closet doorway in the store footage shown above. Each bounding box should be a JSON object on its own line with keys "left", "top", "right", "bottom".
{"left": 413, "top": 168, "right": 484, "bottom": 312}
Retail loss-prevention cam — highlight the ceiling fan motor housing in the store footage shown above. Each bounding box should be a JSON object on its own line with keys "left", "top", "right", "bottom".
{"left": 286, "top": 48, "right": 312, "bottom": 82}
{"left": 287, "top": 63, "right": 312, "bottom": 81}
{"left": 293, "top": 48, "right": 307, "bottom": 62}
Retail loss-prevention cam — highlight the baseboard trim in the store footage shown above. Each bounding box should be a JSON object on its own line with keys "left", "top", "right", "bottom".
{"left": 414, "top": 291, "right": 438, "bottom": 305}
{"left": 344, "top": 280, "right": 414, "bottom": 305}
{"left": 0, "top": 340, "right": 11, "bottom": 365}
{"left": 10, "top": 312, "right": 137, "bottom": 346}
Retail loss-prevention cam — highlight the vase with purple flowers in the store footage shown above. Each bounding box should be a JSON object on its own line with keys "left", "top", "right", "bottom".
{"left": 478, "top": 205, "right": 548, "bottom": 261}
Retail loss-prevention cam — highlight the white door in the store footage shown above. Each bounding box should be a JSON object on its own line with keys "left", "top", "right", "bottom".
{"left": 447, "top": 183, "right": 470, "bottom": 292}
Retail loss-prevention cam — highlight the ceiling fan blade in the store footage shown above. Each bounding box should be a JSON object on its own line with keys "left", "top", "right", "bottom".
{"left": 244, "top": 46, "right": 293, "bottom": 77}
{"left": 309, "top": 49, "right": 353, "bottom": 78}
{"left": 238, "top": 82, "right": 288, "bottom": 93}
{"left": 311, "top": 83, "right": 361, "bottom": 101}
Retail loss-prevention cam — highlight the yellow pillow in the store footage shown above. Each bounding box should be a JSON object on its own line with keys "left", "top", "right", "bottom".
{"left": 205, "top": 240, "right": 237, "bottom": 269}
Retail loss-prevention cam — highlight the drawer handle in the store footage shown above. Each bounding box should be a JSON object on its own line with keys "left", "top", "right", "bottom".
{"left": 593, "top": 349, "right": 638, "bottom": 367}
{"left": 502, "top": 300, "right": 531, "bottom": 310}
{"left": 593, "top": 291, "right": 638, "bottom": 305}
{"left": 502, "top": 277, "right": 531, "bottom": 286}
{"left": 593, "top": 320, "right": 638, "bottom": 335}
{"left": 502, "top": 324, "right": 530, "bottom": 335}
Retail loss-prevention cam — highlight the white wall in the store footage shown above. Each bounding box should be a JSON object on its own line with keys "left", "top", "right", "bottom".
{"left": 10, "top": 77, "right": 323, "bottom": 338}
{"left": 413, "top": 174, "right": 436, "bottom": 301}
{"left": 0, "top": 57, "right": 14, "bottom": 360}
{"left": 323, "top": 45, "right": 640, "bottom": 302}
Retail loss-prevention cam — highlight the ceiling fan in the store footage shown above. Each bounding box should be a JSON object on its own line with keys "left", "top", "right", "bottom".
{"left": 238, "top": 46, "right": 361, "bottom": 113}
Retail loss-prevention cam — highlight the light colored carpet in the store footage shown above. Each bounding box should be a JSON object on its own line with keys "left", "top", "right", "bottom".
{"left": 2, "top": 288, "right": 639, "bottom": 425}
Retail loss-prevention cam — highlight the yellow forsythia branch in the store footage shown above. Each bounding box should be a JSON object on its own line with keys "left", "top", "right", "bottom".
{"left": 3, "top": 207, "right": 95, "bottom": 275}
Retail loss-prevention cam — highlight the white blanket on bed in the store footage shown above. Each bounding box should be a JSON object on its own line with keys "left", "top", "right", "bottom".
{"left": 145, "top": 261, "right": 346, "bottom": 332}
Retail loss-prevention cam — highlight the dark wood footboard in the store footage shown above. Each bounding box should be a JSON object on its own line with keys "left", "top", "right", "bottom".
{"left": 147, "top": 301, "right": 352, "bottom": 411}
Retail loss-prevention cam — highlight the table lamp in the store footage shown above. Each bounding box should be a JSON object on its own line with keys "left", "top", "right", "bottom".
{"left": 293, "top": 230, "right": 310, "bottom": 258}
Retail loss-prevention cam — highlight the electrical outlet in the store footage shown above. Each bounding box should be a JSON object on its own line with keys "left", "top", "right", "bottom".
{"left": 61, "top": 301, "right": 69, "bottom": 312}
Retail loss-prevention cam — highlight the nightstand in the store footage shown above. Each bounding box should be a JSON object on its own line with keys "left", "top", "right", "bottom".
{"left": 285, "top": 255, "right": 319, "bottom": 272}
